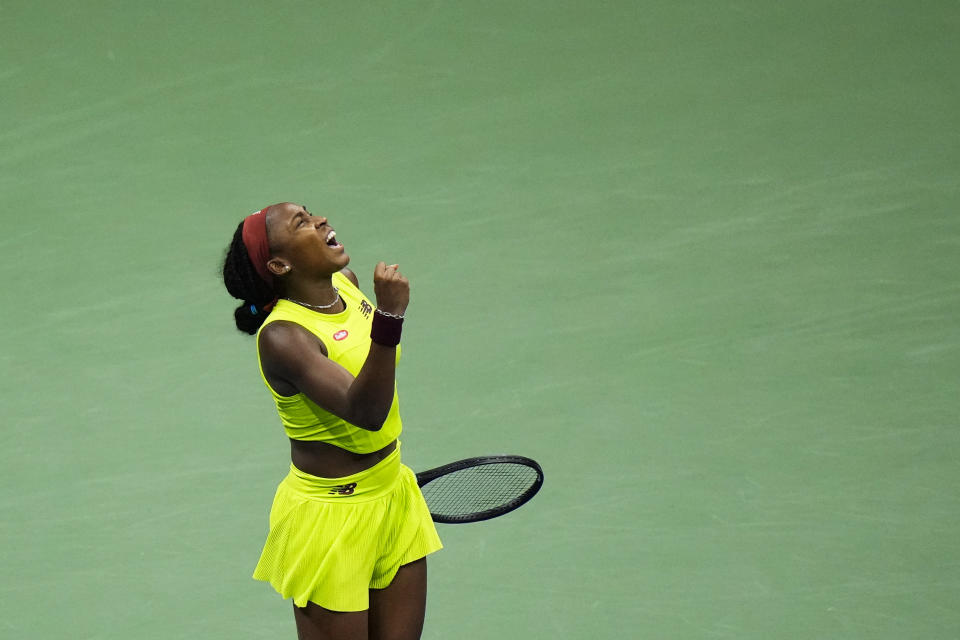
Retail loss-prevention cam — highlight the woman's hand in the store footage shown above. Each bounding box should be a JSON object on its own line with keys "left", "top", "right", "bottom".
{"left": 373, "top": 262, "right": 409, "bottom": 316}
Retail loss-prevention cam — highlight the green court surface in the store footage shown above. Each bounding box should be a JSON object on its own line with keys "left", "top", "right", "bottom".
{"left": 2, "top": 1, "right": 958, "bottom": 638}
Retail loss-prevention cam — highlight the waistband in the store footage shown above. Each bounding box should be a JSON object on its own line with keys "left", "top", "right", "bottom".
{"left": 283, "top": 444, "right": 403, "bottom": 503}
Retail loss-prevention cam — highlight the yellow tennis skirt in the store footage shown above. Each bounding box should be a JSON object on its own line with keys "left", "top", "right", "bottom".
{"left": 252, "top": 444, "right": 442, "bottom": 612}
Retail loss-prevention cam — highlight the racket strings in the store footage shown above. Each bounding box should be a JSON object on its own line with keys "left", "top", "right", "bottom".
{"left": 419, "top": 463, "right": 539, "bottom": 518}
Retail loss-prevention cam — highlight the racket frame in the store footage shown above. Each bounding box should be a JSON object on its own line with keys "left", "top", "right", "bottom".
{"left": 416, "top": 455, "right": 544, "bottom": 524}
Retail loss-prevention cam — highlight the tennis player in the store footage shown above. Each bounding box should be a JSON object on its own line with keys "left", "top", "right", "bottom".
{"left": 221, "top": 202, "right": 442, "bottom": 640}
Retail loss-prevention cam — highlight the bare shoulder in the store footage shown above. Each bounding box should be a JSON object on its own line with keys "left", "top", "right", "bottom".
{"left": 339, "top": 267, "right": 360, "bottom": 288}
{"left": 259, "top": 319, "right": 328, "bottom": 359}
{"left": 257, "top": 320, "right": 331, "bottom": 397}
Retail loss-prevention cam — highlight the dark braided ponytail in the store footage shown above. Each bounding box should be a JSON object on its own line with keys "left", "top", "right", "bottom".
{"left": 222, "top": 221, "right": 277, "bottom": 335}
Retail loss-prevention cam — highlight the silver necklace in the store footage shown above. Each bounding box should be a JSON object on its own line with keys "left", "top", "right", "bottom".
{"left": 285, "top": 287, "right": 340, "bottom": 310}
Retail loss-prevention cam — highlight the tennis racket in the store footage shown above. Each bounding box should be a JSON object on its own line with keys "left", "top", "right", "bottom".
{"left": 416, "top": 455, "right": 544, "bottom": 524}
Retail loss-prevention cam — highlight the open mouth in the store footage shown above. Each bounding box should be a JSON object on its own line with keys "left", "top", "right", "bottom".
{"left": 325, "top": 230, "right": 343, "bottom": 249}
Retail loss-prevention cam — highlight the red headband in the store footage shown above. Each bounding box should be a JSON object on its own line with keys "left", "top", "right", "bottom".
{"left": 242, "top": 207, "right": 273, "bottom": 285}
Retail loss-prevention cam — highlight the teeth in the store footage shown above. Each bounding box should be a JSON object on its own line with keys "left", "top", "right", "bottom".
{"left": 326, "top": 231, "right": 336, "bottom": 242}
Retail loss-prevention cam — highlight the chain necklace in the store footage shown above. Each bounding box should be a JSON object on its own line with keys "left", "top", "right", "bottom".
{"left": 285, "top": 287, "right": 341, "bottom": 310}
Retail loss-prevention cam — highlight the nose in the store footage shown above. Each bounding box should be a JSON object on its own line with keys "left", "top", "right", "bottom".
{"left": 314, "top": 216, "right": 328, "bottom": 227}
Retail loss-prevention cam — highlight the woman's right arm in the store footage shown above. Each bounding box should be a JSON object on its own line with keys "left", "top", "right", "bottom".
{"left": 257, "top": 263, "right": 408, "bottom": 431}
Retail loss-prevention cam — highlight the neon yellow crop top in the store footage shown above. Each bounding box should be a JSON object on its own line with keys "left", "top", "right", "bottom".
{"left": 255, "top": 271, "right": 402, "bottom": 453}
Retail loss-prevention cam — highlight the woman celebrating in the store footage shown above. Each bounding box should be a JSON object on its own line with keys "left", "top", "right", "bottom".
{"left": 221, "top": 202, "right": 442, "bottom": 640}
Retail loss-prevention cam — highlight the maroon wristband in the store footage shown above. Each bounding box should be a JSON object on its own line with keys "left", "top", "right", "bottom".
{"left": 370, "top": 310, "right": 403, "bottom": 346}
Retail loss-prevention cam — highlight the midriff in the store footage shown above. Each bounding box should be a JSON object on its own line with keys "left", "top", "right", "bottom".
{"left": 289, "top": 437, "right": 398, "bottom": 478}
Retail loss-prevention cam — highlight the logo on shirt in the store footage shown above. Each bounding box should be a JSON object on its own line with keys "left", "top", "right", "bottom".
{"left": 359, "top": 300, "right": 373, "bottom": 318}
{"left": 329, "top": 482, "right": 357, "bottom": 496}
{"left": 333, "top": 330, "right": 349, "bottom": 341}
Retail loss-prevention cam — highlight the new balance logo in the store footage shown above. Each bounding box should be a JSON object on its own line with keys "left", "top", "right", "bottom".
{"left": 359, "top": 300, "right": 373, "bottom": 318}
{"left": 328, "top": 483, "right": 357, "bottom": 496}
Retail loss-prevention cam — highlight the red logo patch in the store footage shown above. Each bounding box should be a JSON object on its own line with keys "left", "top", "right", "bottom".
{"left": 333, "top": 330, "right": 349, "bottom": 341}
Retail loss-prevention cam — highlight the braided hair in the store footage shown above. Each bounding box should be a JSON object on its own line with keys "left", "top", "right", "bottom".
{"left": 222, "top": 221, "right": 277, "bottom": 335}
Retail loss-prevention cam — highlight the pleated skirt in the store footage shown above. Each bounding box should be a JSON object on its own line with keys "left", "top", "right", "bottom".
{"left": 252, "top": 445, "right": 442, "bottom": 611}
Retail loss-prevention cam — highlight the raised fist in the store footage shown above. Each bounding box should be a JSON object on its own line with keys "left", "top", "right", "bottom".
{"left": 372, "top": 262, "right": 409, "bottom": 316}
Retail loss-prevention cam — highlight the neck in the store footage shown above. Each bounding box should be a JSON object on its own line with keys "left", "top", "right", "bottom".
{"left": 283, "top": 277, "right": 343, "bottom": 313}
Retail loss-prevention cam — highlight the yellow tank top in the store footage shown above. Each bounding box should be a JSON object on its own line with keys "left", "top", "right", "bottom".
{"left": 255, "top": 271, "right": 402, "bottom": 453}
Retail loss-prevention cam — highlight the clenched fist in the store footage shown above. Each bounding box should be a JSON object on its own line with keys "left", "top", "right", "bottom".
{"left": 372, "top": 262, "right": 409, "bottom": 316}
